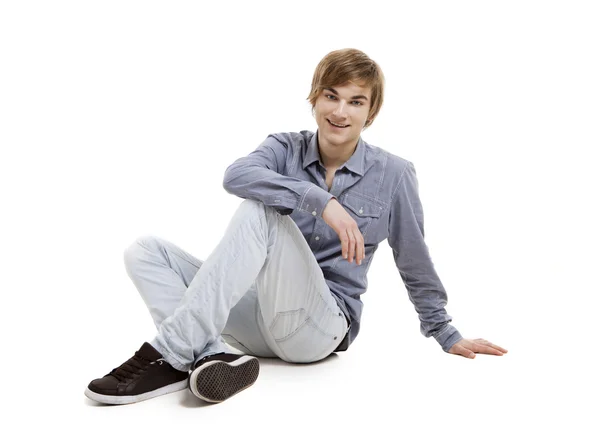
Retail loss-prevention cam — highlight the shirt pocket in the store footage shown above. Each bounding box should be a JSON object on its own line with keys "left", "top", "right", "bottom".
{"left": 340, "top": 192, "right": 384, "bottom": 239}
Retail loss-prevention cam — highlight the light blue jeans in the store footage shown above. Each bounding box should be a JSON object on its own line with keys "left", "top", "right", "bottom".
{"left": 124, "top": 199, "right": 348, "bottom": 372}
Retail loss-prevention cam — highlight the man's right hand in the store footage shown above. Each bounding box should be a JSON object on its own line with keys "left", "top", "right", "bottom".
{"left": 322, "top": 198, "right": 364, "bottom": 266}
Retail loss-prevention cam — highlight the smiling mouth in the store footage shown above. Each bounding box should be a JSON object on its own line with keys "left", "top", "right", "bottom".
{"left": 327, "top": 119, "right": 349, "bottom": 128}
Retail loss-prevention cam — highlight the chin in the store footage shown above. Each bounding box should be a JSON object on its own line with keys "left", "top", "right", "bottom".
{"left": 322, "top": 130, "right": 343, "bottom": 144}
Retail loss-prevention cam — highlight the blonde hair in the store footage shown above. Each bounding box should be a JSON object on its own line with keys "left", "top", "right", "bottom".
{"left": 307, "top": 48, "right": 385, "bottom": 129}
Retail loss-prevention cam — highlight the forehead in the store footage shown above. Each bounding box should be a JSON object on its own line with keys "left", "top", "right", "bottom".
{"left": 326, "top": 81, "right": 371, "bottom": 99}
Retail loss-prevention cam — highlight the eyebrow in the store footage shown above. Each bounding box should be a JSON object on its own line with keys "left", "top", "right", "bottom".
{"left": 324, "top": 87, "right": 369, "bottom": 101}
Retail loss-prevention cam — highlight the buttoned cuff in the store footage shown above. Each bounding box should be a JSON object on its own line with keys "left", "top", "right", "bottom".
{"left": 433, "top": 324, "right": 464, "bottom": 353}
{"left": 298, "top": 185, "right": 335, "bottom": 219}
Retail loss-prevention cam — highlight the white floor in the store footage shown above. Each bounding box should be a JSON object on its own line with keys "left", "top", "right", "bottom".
{"left": 71, "top": 331, "right": 593, "bottom": 435}
{"left": 68, "top": 304, "right": 597, "bottom": 435}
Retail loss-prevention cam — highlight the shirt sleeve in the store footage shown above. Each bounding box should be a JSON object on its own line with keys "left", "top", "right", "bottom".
{"left": 222, "top": 134, "right": 335, "bottom": 218}
{"left": 387, "top": 161, "right": 463, "bottom": 352}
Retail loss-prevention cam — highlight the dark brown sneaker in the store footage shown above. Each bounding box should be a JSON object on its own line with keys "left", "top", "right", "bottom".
{"left": 84, "top": 342, "right": 188, "bottom": 405}
{"left": 188, "top": 353, "right": 260, "bottom": 403}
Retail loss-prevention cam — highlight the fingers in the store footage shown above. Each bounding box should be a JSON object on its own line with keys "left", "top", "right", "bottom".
{"left": 340, "top": 226, "right": 364, "bottom": 266}
{"left": 452, "top": 344, "right": 476, "bottom": 359}
{"left": 346, "top": 228, "right": 355, "bottom": 264}
{"left": 487, "top": 342, "right": 508, "bottom": 353}
{"left": 473, "top": 343, "right": 502, "bottom": 356}
{"left": 340, "top": 230, "right": 349, "bottom": 260}
{"left": 344, "top": 227, "right": 364, "bottom": 265}
{"left": 356, "top": 230, "right": 364, "bottom": 265}
{"left": 450, "top": 339, "right": 508, "bottom": 358}
{"left": 472, "top": 340, "right": 507, "bottom": 356}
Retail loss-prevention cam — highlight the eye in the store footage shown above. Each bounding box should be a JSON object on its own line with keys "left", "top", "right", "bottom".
{"left": 325, "top": 94, "right": 337, "bottom": 100}
{"left": 351, "top": 101, "right": 363, "bottom": 106}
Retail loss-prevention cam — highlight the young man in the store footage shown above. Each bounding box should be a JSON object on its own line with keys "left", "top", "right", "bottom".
{"left": 85, "top": 48, "right": 507, "bottom": 406}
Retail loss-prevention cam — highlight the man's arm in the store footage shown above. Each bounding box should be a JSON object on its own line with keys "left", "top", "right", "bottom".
{"left": 225, "top": 133, "right": 366, "bottom": 266}
{"left": 387, "top": 161, "right": 463, "bottom": 352}
{"left": 223, "top": 134, "right": 335, "bottom": 219}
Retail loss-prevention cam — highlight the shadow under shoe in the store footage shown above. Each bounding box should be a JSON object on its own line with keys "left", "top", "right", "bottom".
{"left": 85, "top": 342, "right": 189, "bottom": 405}
{"left": 188, "top": 353, "right": 260, "bottom": 403}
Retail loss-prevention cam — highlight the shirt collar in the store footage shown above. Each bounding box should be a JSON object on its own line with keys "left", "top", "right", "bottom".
{"left": 303, "top": 129, "right": 366, "bottom": 176}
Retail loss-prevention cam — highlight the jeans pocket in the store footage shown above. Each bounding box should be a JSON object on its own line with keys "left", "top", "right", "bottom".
{"left": 270, "top": 308, "right": 339, "bottom": 363}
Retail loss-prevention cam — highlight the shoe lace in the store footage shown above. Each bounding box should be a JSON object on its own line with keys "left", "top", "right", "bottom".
{"left": 109, "top": 351, "right": 153, "bottom": 383}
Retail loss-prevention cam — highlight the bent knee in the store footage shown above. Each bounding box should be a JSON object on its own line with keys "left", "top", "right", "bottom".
{"left": 238, "top": 199, "right": 283, "bottom": 220}
{"left": 123, "top": 234, "right": 160, "bottom": 268}
{"left": 238, "top": 198, "right": 267, "bottom": 215}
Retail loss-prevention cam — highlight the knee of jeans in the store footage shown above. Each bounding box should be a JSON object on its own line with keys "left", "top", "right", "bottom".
{"left": 123, "top": 234, "right": 158, "bottom": 268}
{"left": 238, "top": 198, "right": 268, "bottom": 216}
{"left": 239, "top": 199, "right": 283, "bottom": 222}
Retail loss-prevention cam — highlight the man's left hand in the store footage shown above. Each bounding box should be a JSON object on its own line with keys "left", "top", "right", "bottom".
{"left": 448, "top": 338, "right": 508, "bottom": 359}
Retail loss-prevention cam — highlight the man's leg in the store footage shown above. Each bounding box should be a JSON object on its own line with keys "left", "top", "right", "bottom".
{"left": 149, "top": 199, "right": 347, "bottom": 370}
{"left": 85, "top": 199, "right": 347, "bottom": 404}
{"left": 84, "top": 230, "right": 277, "bottom": 405}
{"left": 123, "top": 235, "right": 276, "bottom": 360}
{"left": 246, "top": 203, "right": 349, "bottom": 364}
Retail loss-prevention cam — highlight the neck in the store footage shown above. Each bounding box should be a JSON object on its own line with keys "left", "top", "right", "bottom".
{"left": 317, "top": 130, "right": 359, "bottom": 169}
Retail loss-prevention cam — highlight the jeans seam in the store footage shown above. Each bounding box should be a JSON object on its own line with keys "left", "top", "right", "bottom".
{"left": 186, "top": 211, "right": 267, "bottom": 313}
{"left": 272, "top": 309, "right": 340, "bottom": 343}
{"left": 156, "top": 208, "right": 267, "bottom": 368}
{"left": 168, "top": 249, "right": 202, "bottom": 269}
{"left": 274, "top": 316, "right": 332, "bottom": 343}
{"left": 275, "top": 213, "right": 340, "bottom": 315}
{"left": 274, "top": 315, "right": 343, "bottom": 363}
{"left": 269, "top": 309, "right": 305, "bottom": 340}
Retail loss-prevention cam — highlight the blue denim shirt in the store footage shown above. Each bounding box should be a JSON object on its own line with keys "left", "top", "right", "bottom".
{"left": 222, "top": 130, "right": 463, "bottom": 352}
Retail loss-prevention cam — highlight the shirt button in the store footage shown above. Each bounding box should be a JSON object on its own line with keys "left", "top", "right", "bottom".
{"left": 315, "top": 236, "right": 320, "bottom": 240}
{"left": 312, "top": 211, "right": 317, "bottom": 216}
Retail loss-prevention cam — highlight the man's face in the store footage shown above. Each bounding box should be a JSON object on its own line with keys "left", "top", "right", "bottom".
{"left": 313, "top": 81, "right": 372, "bottom": 156}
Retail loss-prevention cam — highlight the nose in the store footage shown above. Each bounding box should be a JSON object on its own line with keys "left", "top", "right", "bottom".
{"left": 332, "top": 101, "right": 347, "bottom": 118}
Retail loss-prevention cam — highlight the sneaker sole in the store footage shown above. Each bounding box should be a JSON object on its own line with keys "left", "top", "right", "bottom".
{"left": 188, "top": 355, "right": 259, "bottom": 403}
{"left": 84, "top": 379, "right": 188, "bottom": 405}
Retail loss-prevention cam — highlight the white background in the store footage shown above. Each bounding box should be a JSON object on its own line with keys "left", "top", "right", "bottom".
{"left": 1, "top": 1, "right": 599, "bottom": 433}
